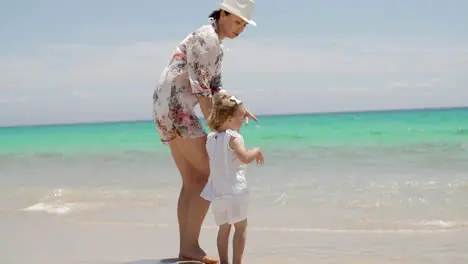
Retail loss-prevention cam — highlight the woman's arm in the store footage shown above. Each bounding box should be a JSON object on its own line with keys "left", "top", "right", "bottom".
{"left": 186, "top": 35, "right": 216, "bottom": 98}
{"left": 186, "top": 29, "right": 257, "bottom": 125}
{"left": 198, "top": 96, "right": 213, "bottom": 121}
{"left": 198, "top": 88, "right": 229, "bottom": 121}
{"left": 186, "top": 30, "right": 221, "bottom": 121}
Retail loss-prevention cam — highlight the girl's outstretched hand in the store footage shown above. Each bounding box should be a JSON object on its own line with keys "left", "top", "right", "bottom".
{"left": 255, "top": 149, "right": 264, "bottom": 165}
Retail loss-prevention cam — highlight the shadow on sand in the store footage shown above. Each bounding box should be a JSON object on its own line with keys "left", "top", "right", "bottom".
{"left": 124, "top": 258, "right": 203, "bottom": 264}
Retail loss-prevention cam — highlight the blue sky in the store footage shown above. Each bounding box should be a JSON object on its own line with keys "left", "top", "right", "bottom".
{"left": 1, "top": 0, "right": 467, "bottom": 126}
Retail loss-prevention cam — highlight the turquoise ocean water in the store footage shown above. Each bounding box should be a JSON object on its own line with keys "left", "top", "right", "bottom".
{"left": 1, "top": 107, "right": 468, "bottom": 262}
{"left": 2, "top": 107, "right": 467, "bottom": 155}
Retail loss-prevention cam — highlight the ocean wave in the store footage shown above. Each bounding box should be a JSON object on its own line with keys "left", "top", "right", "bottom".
{"left": 363, "top": 127, "right": 468, "bottom": 138}
{"left": 22, "top": 202, "right": 84, "bottom": 215}
{"left": 77, "top": 221, "right": 468, "bottom": 233}
{"left": 413, "top": 220, "right": 466, "bottom": 228}
{"left": 33, "top": 152, "right": 65, "bottom": 159}
{"left": 15, "top": 187, "right": 175, "bottom": 215}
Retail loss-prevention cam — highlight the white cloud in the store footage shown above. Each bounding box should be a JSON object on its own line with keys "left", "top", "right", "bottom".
{"left": 328, "top": 86, "right": 369, "bottom": 92}
{"left": 1, "top": 39, "right": 467, "bottom": 93}
{"left": 0, "top": 38, "right": 467, "bottom": 126}
{"left": 385, "top": 78, "right": 442, "bottom": 89}
{"left": 0, "top": 97, "right": 29, "bottom": 104}
{"left": 224, "top": 39, "right": 468, "bottom": 74}
{"left": 0, "top": 41, "right": 178, "bottom": 92}
{"left": 70, "top": 91, "right": 97, "bottom": 98}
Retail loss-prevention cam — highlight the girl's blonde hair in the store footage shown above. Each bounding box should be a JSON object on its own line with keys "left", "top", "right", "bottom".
{"left": 207, "top": 91, "right": 242, "bottom": 132}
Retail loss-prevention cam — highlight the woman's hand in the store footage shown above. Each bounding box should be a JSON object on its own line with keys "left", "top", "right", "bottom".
{"left": 216, "top": 89, "right": 257, "bottom": 125}
{"left": 244, "top": 109, "right": 258, "bottom": 126}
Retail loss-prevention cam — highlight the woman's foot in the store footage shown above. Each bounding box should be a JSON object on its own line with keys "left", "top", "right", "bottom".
{"left": 179, "top": 255, "right": 219, "bottom": 264}
{"left": 179, "top": 247, "right": 219, "bottom": 264}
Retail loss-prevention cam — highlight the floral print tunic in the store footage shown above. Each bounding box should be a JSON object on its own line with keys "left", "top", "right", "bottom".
{"left": 153, "top": 21, "right": 224, "bottom": 143}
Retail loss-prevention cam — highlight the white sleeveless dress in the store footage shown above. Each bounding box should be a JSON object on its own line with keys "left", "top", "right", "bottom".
{"left": 201, "top": 129, "right": 249, "bottom": 225}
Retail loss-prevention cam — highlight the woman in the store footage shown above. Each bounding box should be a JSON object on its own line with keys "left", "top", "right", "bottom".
{"left": 152, "top": 0, "right": 257, "bottom": 263}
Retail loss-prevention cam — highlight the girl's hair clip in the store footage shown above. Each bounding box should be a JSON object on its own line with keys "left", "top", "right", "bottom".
{"left": 230, "top": 95, "right": 242, "bottom": 105}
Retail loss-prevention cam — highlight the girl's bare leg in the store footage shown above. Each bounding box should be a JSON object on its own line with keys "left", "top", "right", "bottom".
{"left": 217, "top": 224, "right": 231, "bottom": 264}
{"left": 233, "top": 219, "right": 248, "bottom": 264}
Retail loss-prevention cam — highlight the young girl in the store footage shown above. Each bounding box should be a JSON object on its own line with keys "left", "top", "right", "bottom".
{"left": 201, "top": 92, "right": 264, "bottom": 264}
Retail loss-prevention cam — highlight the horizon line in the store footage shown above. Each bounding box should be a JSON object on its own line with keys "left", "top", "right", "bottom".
{"left": 1, "top": 105, "right": 467, "bottom": 129}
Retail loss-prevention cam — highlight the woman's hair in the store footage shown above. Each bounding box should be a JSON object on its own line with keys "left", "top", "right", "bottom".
{"left": 207, "top": 91, "right": 241, "bottom": 132}
{"left": 208, "top": 9, "right": 231, "bottom": 20}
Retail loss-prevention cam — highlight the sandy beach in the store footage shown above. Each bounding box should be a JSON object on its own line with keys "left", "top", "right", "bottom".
{"left": 2, "top": 210, "right": 467, "bottom": 264}
{"left": 1, "top": 109, "right": 468, "bottom": 263}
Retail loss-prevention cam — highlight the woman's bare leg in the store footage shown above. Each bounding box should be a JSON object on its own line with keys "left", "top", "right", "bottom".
{"left": 217, "top": 224, "right": 231, "bottom": 264}
{"left": 168, "top": 136, "right": 218, "bottom": 264}
{"left": 233, "top": 219, "right": 248, "bottom": 264}
{"left": 168, "top": 143, "right": 191, "bottom": 254}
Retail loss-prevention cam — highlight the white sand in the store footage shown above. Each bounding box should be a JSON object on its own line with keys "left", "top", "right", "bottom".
{"left": 1, "top": 212, "right": 467, "bottom": 264}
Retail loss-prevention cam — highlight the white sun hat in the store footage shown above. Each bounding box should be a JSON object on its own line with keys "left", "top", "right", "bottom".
{"left": 216, "top": 0, "right": 257, "bottom": 27}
